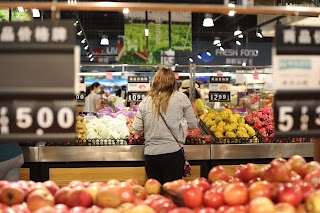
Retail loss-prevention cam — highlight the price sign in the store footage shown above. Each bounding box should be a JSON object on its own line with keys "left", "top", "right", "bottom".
{"left": 127, "top": 92, "right": 146, "bottom": 102}
{"left": 0, "top": 100, "right": 75, "bottom": 141}
{"left": 209, "top": 92, "right": 231, "bottom": 102}
{"left": 209, "top": 77, "right": 231, "bottom": 102}
{"left": 274, "top": 26, "right": 320, "bottom": 137}
{"left": 75, "top": 92, "right": 86, "bottom": 102}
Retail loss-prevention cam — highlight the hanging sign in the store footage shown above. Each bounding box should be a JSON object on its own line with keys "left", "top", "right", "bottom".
{"left": 209, "top": 76, "right": 231, "bottom": 102}
{"left": 0, "top": 20, "right": 78, "bottom": 142}
{"left": 127, "top": 76, "right": 150, "bottom": 102}
{"left": 274, "top": 25, "right": 320, "bottom": 138}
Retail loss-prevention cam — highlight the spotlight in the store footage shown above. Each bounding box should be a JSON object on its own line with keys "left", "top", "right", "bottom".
{"left": 197, "top": 54, "right": 202, "bottom": 59}
{"left": 77, "top": 31, "right": 83, "bottom": 36}
{"left": 17, "top": 7, "right": 24, "bottom": 12}
{"left": 32, "top": 9, "right": 40, "bottom": 17}
{"left": 81, "top": 38, "right": 86, "bottom": 44}
{"left": 189, "top": 57, "right": 194, "bottom": 63}
{"left": 242, "top": 62, "right": 247, "bottom": 66}
{"left": 238, "top": 34, "right": 243, "bottom": 38}
{"left": 84, "top": 45, "right": 89, "bottom": 50}
{"left": 220, "top": 46, "right": 225, "bottom": 51}
{"left": 123, "top": 8, "right": 129, "bottom": 14}
{"left": 206, "top": 51, "right": 211, "bottom": 56}
{"left": 228, "top": 3, "right": 236, "bottom": 7}
{"left": 100, "top": 36, "right": 109, "bottom": 45}
{"left": 88, "top": 53, "right": 93, "bottom": 58}
{"left": 234, "top": 26, "right": 242, "bottom": 36}
{"left": 256, "top": 28, "right": 263, "bottom": 38}
{"left": 145, "top": 29, "right": 149, "bottom": 37}
{"left": 228, "top": 10, "right": 236, "bottom": 16}
{"left": 236, "top": 40, "right": 241, "bottom": 45}
{"left": 213, "top": 37, "right": 221, "bottom": 45}
{"left": 90, "top": 58, "right": 94, "bottom": 62}
{"left": 74, "top": 20, "right": 79, "bottom": 26}
{"left": 217, "top": 43, "right": 221, "bottom": 47}
{"left": 203, "top": 14, "right": 214, "bottom": 27}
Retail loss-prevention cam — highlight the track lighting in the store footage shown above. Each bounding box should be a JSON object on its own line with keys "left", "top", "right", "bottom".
{"left": 197, "top": 54, "right": 202, "bottom": 59}
{"left": 228, "top": 10, "right": 236, "bottom": 16}
{"left": 220, "top": 47, "right": 225, "bottom": 51}
{"left": 256, "top": 28, "right": 263, "bottom": 38}
{"left": 236, "top": 40, "right": 241, "bottom": 46}
{"left": 123, "top": 8, "right": 129, "bottom": 14}
{"left": 203, "top": 14, "right": 214, "bottom": 27}
{"left": 88, "top": 53, "right": 93, "bottom": 58}
{"left": 32, "top": 9, "right": 40, "bottom": 17}
{"left": 84, "top": 45, "right": 89, "bottom": 50}
{"left": 17, "top": 7, "right": 24, "bottom": 12}
{"left": 100, "top": 36, "right": 109, "bottom": 45}
{"left": 74, "top": 20, "right": 79, "bottom": 27}
{"left": 189, "top": 57, "right": 194, "bottom": 63}
{"left": 90, "top": 58, "right": 94, "bottom": 62}
{"left": 145, "top": 29, "right": 149, "bottom": 37}
{"left": 234, "top": 26, "right": 242, "bottom": 36}
{"left": 206, "top": 51, "right": 211, "bottom": 56}
{"left": 238, "top": 34, "right": 243, "bottom": 38}
{"left": 77, "top": 31, "right": 82, "bottom": 36}
{"left": 213, "top": 37, "right": 221, "bottom": 45}
{"left": 81, "top": 38, "right": 86, "bottom": 44}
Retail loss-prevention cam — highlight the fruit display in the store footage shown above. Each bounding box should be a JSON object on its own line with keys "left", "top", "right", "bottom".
{"left": 76, "top": 116, "right": 89, "bottom": 140}
{"left": 127, "top": 116, "right": 144, "bottom": 145}
{"left": 186, "top": 128, "right": 212, "bottom": 144}
{"left": 1, "top": 155, "right": 320, "bottom": 213}
{"left": 245, "top": 105, "right": 313, "bottom": 143}
{"left": 200, "top": 108, "right": 258, "bottom": 144}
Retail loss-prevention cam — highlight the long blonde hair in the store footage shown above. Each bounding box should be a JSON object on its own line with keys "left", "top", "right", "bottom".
{"left": 148, "top": 68, "right": 176, "bottom": 115}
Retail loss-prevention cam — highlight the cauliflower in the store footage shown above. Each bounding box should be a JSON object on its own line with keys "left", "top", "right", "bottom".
{"left": 225, "top": 131, "right": 237, "bottom": 138}
{"left": 214, "top": 131, "right": 224, "bottom": 139}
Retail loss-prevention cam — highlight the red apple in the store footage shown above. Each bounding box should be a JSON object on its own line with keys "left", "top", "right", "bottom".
{"left": 223, "top": 182, "right": 249, "bottom": 206}
{"left": 194, "top": 207, "right": 216, "bottom": 213}
{"left": 302, "top": 161, "right": 320, "bottom": 178}
{"left": 266, "top": 158, "right": 292, "bottom": 182}
{"left": 277, "top": 183, "right": 302, "bottom": 207}
{"left": 296, "top": 204, "right": 307, "bottom": 213}
{"left": 241, "top": 164, "right": 261, "bottom": 182}
{"left": 203, "top": 187, "right": 225, "bottom": 209}
{"left": 0, "top": 183, "right": 26, "bottom": 206}
{"left": 248, "top": 178, "right": 262, "bottom": 187}
{"left": 164, "top": 179, "right": 187, "bottom": 192}
{"left": 53, "top": 204, "right": 69, "bottom": 213}
{"left": 130, "top": 204, "right": 156, "bottom": 213}
{"left": 204, "top": 135, "right": 212, "bottom": 143}
{"left": 43, "top": 180, "right": 60, "bottom": 196}
{"left": 211, "top": 180, "right": 229, "bottom": 189}
{"left": 68, "top": 180, "right": 83, "bottom": 188}
{"left": 275, "top": 202, "right": 296, "bottom": 213}
{"left": 208, "top": 166, "right": 230, "bottom": 183}
{"left": 87, "top": 185, "right": 99, "bottom": 205}
{"left": 299, "top": 182, "right": 315, "bottom": 202}
{"left": 179, "top": 184, "right": 203, "bottom": 209}
{"left": 68, "top": 206, "right": 87, "bottom": 213}
{"left": 0, "top": 181, "right": 9, "bottom": 190}
{"left": 132, "top": 185, "right": 147, "bottom": 200}
{"left": 10, "top": 204, "right": 31, "bottom": 213}
{"left": 116, "top": 202, "right": 135, "bottom": 212}
{"left": 288, "top": 155, "right": 307, "bottom": 176}
{"left": 192, "top": 178, "right": 211, "bottom": 193}
{"left": 124, "top": 179, "right": 140, "bottom": 186}
{"left": 249, "top": 197, "right": 275, "bottom": 213}
{"left": 96, "top": 185, "right": 121, "bottom": 208}
{"left": 117, "top": 183, "right": 135, "bottom": 203}
{"left": 65, "top": 185, "right": 93, "bottom": 208}
{"left": 106, "top": 179, "right": 121, "bottom": 186}
{"left": 100, "top": 208, "right": 121, "bottom": 213}
{"left": 217, "top": 205, "right": 231, "bottom": 213}
{"left": 249, "top": 180, "right": 273, "bottom": 200}
{"left": 144, "top": 179, "right": 161, "bottom": 195}
{"left": 168, "top": 207, "right": 194, "bottom": 213}
{"left": 32, "top": 206, "right": 53, "bottom": 213}
{"left": 304, "top": 170, "right": 320, "bottom": 188}
{"left": 26, "top": 188, "right": 54, "bottom": 212}
{"left": 54, "top": 186, "right": 71, "bottom": 204}
{"left": 224, "top": 205, "right": 247, "bottom": 213}
{"left": 305, "top": 190, "right": 320, "bottom": 213}
{"left": 288, "top": 171, "right": 303, "bottom": 185}
{"left": 149, "top": 197, "right": 176, "bottom": 212}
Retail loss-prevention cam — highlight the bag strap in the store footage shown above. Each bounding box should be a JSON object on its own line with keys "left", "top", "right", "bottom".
{"left": 159, "top": 113, "right": 186, "bottom": 158}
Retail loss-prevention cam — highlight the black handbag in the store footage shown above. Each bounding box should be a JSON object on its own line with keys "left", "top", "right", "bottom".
{"left": 160, "top": 113, "right": 191, "bottom": 177}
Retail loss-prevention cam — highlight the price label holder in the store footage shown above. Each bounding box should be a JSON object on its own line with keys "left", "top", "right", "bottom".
{"left": 209, "top": 76, "right": 231, "bottom": 102}
{"left": 127, "top": 76, "right": 150, "bottom": 102}
{"left": 274, "top": 26, "right": 320, "bottom": 137}
{"left": 0, "top": 21, "right": 79, "bottom": 142}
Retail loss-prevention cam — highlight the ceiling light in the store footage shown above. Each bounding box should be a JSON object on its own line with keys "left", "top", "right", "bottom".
{"left": 256, "top": 28, "right": 263, "bottom": 38}
{"left": 189, "top": 57, "right": 194, "bottom": 63}
{"left": 81, "top": 38, "right": 86, "bottom": 44}
{"left": 234, "top": 26, "right": 242, "bottom": 36}
{"left": 17, "top": 7, "right": 24, "bottom": 12}
{"left": 238, "top": 34, "right": 243, "bottom": 38}
{"left": 74, "top": 20, "right": 79, "bottom": 27}
{"left": 32, "top": 9, "right": 40, "bottom": 17}
{"left": 123, "top": 8, "right": 129, "bottom": 14}
{"left": 145, "top": 28, "right": 149, "bottom": 37}
{"left": 242, "top": 62, "right": 247, "bottom": 66}
{"left": 197, "top": 54, "right": 202, "bottom": 59}
{"left": 100, "top": 36, "right": 109, "bottom": 45}
{"left": 228, "top": 3, "right": 236, "bottom": 7}
{"left": 228, "top": 10, "right": 236, "bottom": 16}
{"left": 206, "top": 51, "right": 211, "bottom": 56}
{"left": 213, "top": 37, "right": 221, "bottom": 45}
{"left": 84, "top": 45, "right": 89, "bottom": 50}
{"left": 77, "top": 31, "right": 82, "bottom": 36}
{"left": 217, "top": 43, "right": 221, "bottom": 47}
{"left": 88, "top": 53, "right": 93, "bottom": 58}
{"left": 236, "top": 40, "right": 241, "bottom": 45}
{"left": 220, "top": 47, "right": 225, "bottom": 51}
{"left": 90, "top": 58, "right": 94, "bottom": 62}
{"left": 203, "top": 14, "right": 214, "bottom": 27}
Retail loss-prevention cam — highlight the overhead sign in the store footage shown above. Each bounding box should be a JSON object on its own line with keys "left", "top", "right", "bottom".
{"left": 0, "top": 20, "right": 79, "bottom": 142}
{"left": 209, "top": 77, "right": 231, "bottom": 102}
{"left": 274, "top": 25, "right": 320, "bottom": 138}
{"left": 127, "top": 76, "right": 150, "bottom": 102}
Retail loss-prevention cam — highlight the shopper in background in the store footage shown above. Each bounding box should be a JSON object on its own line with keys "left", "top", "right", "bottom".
{"left": 179, "top": 79, "right": 205, "bottom": 117}
{"left": 85, "top": 82, "right": 104, "bottom": 113}
{"left": 132, "top": 68, "right": 198, "bottom": 184}
{"left": 0, "top": 143, "right": 24, "bottom": 181}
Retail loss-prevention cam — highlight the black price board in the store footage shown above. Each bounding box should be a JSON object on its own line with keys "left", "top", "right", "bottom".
{"left": 128, "top": 76, "right": 150, "bottom": 83}
{"left": 75, "top": 92, "right": 86, "bottom": 102}
{"left": 210, "top": 76, "right": 231, "bottom": 83}
{"left": 209, "top": 92, "right": 231, "bottom": 102}
{"left": 274, "top": 92, "right": 320, "bottom": 137}
{"left": 0, "top": 100, "right": 76, "bottom": 141}
{"left": 127, "top": 92, "right": 147, "bottom": 102}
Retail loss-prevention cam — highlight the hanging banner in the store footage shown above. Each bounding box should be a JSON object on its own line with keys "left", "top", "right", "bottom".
{"left": 274, "top": 25, "right": 320, "bottom": 138}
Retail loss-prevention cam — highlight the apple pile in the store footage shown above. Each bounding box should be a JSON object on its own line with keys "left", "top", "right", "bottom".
{"left": 127, "top": 117, "right": 144, "bottom": 145}
{"left": 186, "top": 128, "right": 212, "bottom": 145}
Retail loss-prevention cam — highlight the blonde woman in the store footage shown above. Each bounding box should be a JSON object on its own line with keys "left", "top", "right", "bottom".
{"left": 133, "top": 68, "right": 198, "bottom": 184}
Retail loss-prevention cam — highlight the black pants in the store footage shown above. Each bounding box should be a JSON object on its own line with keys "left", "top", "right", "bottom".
{"left": 144, "top": 150, "right": 184, "bottom": 185}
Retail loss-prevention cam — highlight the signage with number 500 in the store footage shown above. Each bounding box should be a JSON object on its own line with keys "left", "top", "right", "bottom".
{"left": 278, "top": 106, "right": 294, "bottom": 132}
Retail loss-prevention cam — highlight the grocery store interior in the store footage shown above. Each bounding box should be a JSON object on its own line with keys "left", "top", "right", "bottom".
{"left": 1, "top": 0, "right": 320, "bottom": 211}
